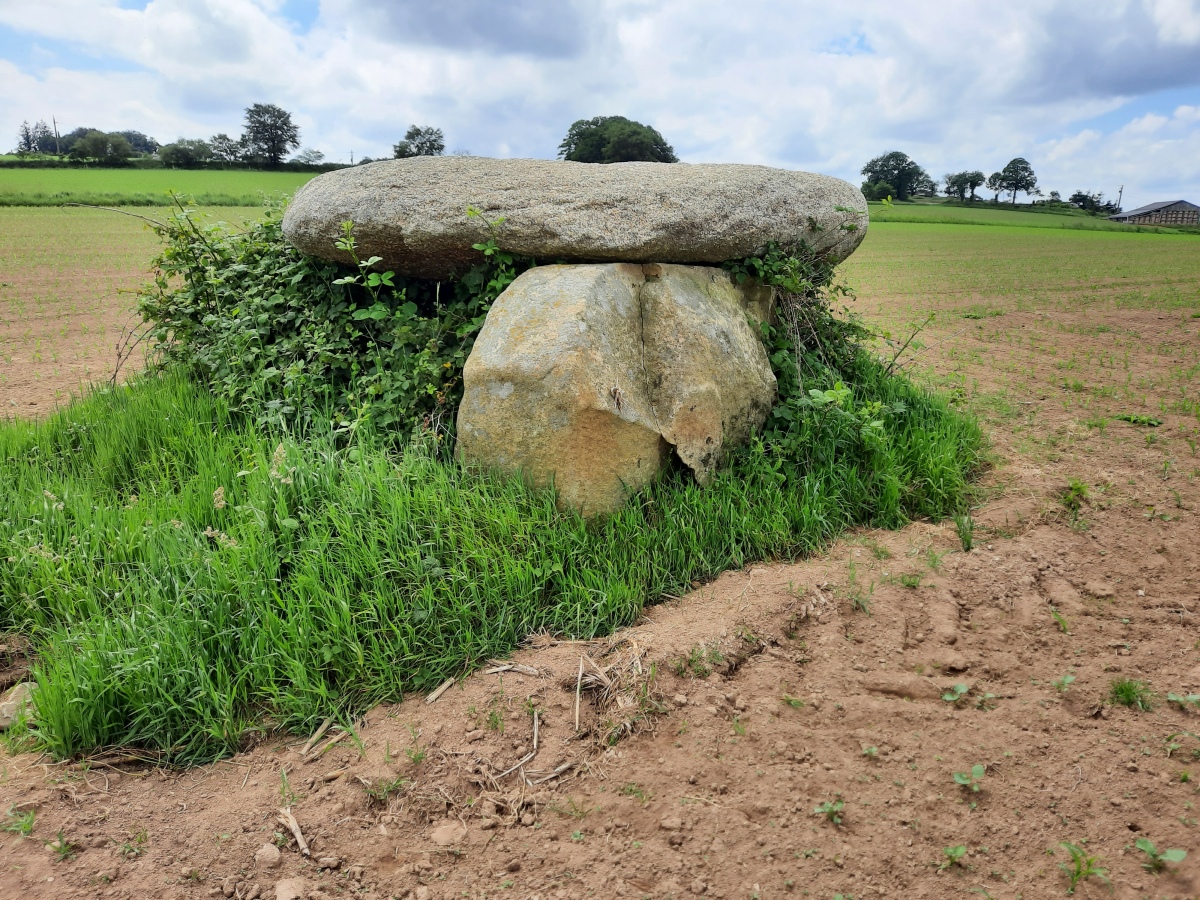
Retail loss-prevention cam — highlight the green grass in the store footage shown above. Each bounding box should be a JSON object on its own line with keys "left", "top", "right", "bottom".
{"left": 867, "top": 201, "right": 1196, "bottom": 233}
{"left": 0, "top": 169, "right": 317, "bottom": 207}
{"left": 842, "top": 223, "right": 1200, "bottom": 314}
{"left": 0, "top": 362, "right": 980, "bottom": 763}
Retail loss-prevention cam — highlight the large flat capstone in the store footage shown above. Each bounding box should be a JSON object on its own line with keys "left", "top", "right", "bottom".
{"left": 281, "top": 157, "right": 867, "bottom": 280}
{"left": 456, "top": 263, "right": 776, "bottom": 516}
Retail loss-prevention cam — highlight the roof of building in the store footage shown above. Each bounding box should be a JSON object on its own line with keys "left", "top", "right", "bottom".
{"left": 1109, "top": 199, "right": 1199, "bottom": 220}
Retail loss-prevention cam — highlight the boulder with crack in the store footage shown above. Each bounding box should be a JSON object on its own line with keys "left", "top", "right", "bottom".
{"left": 456, "top": 263, "right": 776, "bottom": 516}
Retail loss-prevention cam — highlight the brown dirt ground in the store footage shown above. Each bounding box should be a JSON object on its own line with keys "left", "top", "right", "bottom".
{"left": 2, "top": 225, "right": 1200, "bottom": 900}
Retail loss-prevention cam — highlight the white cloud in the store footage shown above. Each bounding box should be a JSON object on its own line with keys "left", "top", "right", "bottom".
{"left": 0, "top": 0, "right": 1198, "bottom": 205}
{"left": 1149, "top": 0, "right": 1200, "bottom": 43}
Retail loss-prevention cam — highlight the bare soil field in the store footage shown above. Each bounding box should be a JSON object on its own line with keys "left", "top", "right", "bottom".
{"left": 2, "top": 219, "right": 1200, "bottom": 900}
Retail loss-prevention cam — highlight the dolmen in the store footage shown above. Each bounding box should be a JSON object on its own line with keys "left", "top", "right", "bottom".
{"left": 283, "top": 157, "right": 868, "bottom": 516}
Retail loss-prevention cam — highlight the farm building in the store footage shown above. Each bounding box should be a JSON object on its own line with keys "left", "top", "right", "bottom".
{"left": 1108, "top": 199, "right": 1199, "bottom": 225}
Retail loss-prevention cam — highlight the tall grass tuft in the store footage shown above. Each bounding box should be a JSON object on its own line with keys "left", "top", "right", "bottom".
{"left": 2, "top": 360, "right": 980, "bottom": 763}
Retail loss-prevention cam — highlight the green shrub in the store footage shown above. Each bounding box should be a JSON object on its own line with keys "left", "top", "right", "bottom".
{"left": 138, "top": 199, "right": 528, "bottom": 437}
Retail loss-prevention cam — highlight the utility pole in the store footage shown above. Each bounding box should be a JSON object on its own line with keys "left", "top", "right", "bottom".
{"left": 52, "top": 115, "right": 61, "bottom": 156}
{"left": 1116, "top": 185, "right": 1124, "bottom": 211}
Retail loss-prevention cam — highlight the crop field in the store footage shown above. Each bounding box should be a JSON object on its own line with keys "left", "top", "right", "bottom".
{"left": 2, "top": 208, "right": 1200, "bottom": 898}
{"left": 0, "top": 168, "right": 316, "bottom": 206}
{"left": 0, "top": 205, "right": 258, "bottom": 414}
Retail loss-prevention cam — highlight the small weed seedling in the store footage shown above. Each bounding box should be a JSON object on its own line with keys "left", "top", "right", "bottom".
{"left": 363, "top": 775, "right": 407, "bottom": 805}
{"left": 2, "top": 805, "right": 35, "bottom": 836}
{"left": 47, "top": 830, "right": 77, "bottom": 861}
{"left": 942, "top": 683, "right": 971, "bottom": 705}
{"left": 1049, "top": 606, "right": 1070, "bottom": 634}
{"left": 1052, "top": 674, "right": 1076, "bottom": 693}
{"left": 1135, "top": 837, "right": 1186, "bottom": 873}
{"left": 670, "top": 643, "right": 724, "bottom": 679}
{"left": 937, "top": 844, "right": 967, "bottom": 873}
{"left": 1116, "top": 413, "right": 1163, "bottom": 427}
{"left": 1109, "top": 678, "right": 1155, "bottom": 711}
{"left": 974, "top": 691, "right": 998, "bottom": 711}
{"left": 781, "top": 695, "right": 805, "bottom": 709}
{"left": 405, "top": 725, "right": 426, "bottom": 765}
{"left": 813, "top": 797, "right": 844, "bottom": 826}
{"left": 899, "top": 573, "right": 922, "bottom": 589}
{"left": 119, "top": 830, "right": 147, "bottom": 859}
{"left": 953, "top": 513, "right": 974, "bottom": 551}
{"left": 1058, "top": 841, "right": 1109, "bottom": 893}
{"left": 953, "top": 764, "right": 986, "bottom": 793}
{"left": 1168, "top": 692, "right": 1200, "bottom": 710}
{"left": 1061, "top": 479, "right": 1089, "bottom": 516}
{"left": 619, "top": 782, "right": 651, "bottom": 803}
{"left": 862, "top": 746, "right": 879, "bottom": 759}
{"left": 279, "top": 767, "right": 296, "bottom": 805}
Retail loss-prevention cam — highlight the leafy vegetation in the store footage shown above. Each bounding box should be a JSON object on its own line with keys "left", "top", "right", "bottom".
{"left": 814, "top": 798, "right": 845, "bottom": 825}
{"left": 953, "top": 764, "right": 986, "bottom": 793}
{"left": 937, "top": 844, "right": 967, "bottom": 873}
{"left": 138, "top": 201, "right": 527, "bottom": 436}
{"left": 1135, "top": 838, "right": 1186, "bottom": 873}
{"left": 557, "top": 115, "right": 677, "bottom": 164}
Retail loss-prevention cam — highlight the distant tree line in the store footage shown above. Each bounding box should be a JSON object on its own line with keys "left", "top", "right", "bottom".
{"left": 10, "top": 104, "right": 320, "bottom": 170}
{"left": 862, "top": 151, "right": 1121, "bottom": 214}
{"left": 14, "top": 119, "right": 159, "bottom": 164}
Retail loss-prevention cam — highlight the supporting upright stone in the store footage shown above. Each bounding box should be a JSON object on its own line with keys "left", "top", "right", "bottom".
{"left": 456, "top": 264, "right": 668, "bottom": 517}
{"left": 456, "top": 263, "right": 778, "bottom": 516}
{"left": 640, "top": 264, "right": 776, "bottom": 484}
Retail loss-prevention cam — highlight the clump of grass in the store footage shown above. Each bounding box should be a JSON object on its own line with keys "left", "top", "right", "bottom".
{"left": 1061, "top": 479, "right": 1089, "bottom": 515}
{"left": 670, "top": 643, "right": 724, "bottom": 679}
{"left": 2, "top": 805, "right": 35, "bottom": 837}
{"left": 0, "top": 367, "right": 981, "bottom": 763}
{"left": 1109, "top": 678, "right": 1155, "bottom": 711}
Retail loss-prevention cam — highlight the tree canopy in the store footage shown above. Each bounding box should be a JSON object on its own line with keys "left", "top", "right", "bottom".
{"left": 995, "top": 157, "right": 1038, "bottom": 204}
{"left": 241, "top": 103, "right": 300, "bottom": 166}
{"left": 557, "top": 116, "right": 678, "bottom": 164}
{"left": 394, "top": 125, "right": 445, "bottom": 159}
{"left": 943, "top": 170, "right": 986, "bottom": 202}
{"left": 860, "top": 152, "right": 930, "bottom": 201}
{"left": 14, "top": 120, "right": 54, "bottom": 154}
{"left": 159, "top": 139, "right": 213, "bottom": 168}
{"left": 68, "top": 131, "right": 134, "bottom": 165}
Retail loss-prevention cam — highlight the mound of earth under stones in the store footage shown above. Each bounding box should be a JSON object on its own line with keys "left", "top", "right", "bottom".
{"left": 283, "top": 158, "right": 868, "bottom": 515}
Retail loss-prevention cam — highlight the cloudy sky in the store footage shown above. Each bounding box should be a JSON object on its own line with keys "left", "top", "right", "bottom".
{"left": 2, "top": 0, "right": 1199, "bottom": 208}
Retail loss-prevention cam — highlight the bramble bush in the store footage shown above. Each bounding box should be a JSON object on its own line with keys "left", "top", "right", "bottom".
{"left": 138, "top": 199, "right": 528, "bottom": 437}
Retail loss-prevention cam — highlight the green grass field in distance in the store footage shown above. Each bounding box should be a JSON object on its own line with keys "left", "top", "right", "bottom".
{"left": 0, "top": 168, "right": 318, "bottom": 206}
{"left": 843, "top": 222, "right": 1200, "bottom": 314}
{"left": 866, "top": 201, "right": 1194, "bottom": 233}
